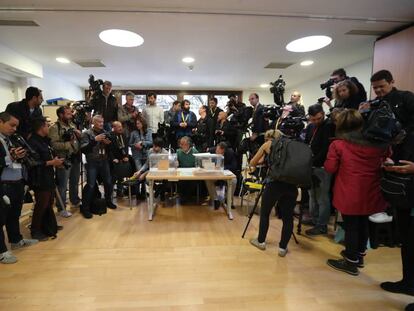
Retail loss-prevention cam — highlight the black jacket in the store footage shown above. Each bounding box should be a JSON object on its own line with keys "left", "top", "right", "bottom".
{"left": 304, "top": 119, "right": 336, "bottom": 167}
{"left": 193, "top": 117, "right": 209, "bottom": 152}
{"left": 206, "top": 107, "right": 222, "bottom": 145}
{"left": 109, "top": 133, "right": 129, "bottom": 161}
{"left": 251, "top": 104, "right": 267, "bottom": 135}
{"left": 80, "top": 128, "right": 110, "bottom": 162}
{"left": 27, "top": 134, "right": 55, "bottom": 191}
{"left": 6, "top": 99, "right": 43, "bottom": 139}
{"left": 215, "top": 120, "right": 237, "bottom": 148}
{"left": 90, "top": 92, "right": 118, "bottom": 124}
{"left": 381, "top": 88, "right": 414, "bottom": 133}
{"left": 208, "top": 147, "right": 238, "bottom": 174}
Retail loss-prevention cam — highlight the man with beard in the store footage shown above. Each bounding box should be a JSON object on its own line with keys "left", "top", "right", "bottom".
{"left": 172, "top": 100, "right": 197, "bottom": 141}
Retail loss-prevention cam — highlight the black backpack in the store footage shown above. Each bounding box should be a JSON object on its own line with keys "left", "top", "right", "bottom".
{"left": 362, "top": 100, "right": 401, "bottom": 143}
{"left": 82, "top": 183, "right": 107, "bottom": 216}
{"left": 268, "top": 137, "right": 313, "bottom": 186}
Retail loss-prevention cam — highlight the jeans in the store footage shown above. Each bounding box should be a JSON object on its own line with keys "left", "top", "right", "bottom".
{"left": 205, "top": 177, "right": 237, "bottom": 201}
{"left": 0, "top": 181, "right": 24, "bottom": 252}
{"left": 258, "top": 181, "right": 298, "bottom": 249}
{"left": 82, "top": 160, "right": 113, "bottom": 210}
{"left": 55, "top": 157, "right": 81, "bottom": 211}
{"left": 308, "top": 167, "right": 332, "bottom": 227}
{"left": 342, "top": 214, "right": 369, "bottom": 263}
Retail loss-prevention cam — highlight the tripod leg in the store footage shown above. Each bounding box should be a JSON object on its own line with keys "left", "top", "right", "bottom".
{"left": 241, "top": 186, "right": 264, "bottom": 238}
{"left": 292, "top": 232, "right": 299, "bottom": 245}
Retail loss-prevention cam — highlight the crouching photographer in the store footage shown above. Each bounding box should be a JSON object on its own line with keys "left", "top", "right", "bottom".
{"left": 28, "top": 117, "right": 65, "bottom": 241}
{"left": 0, "top": 112, "right": 39, "bottom": 264}
{"left": 80, "top": 115, "right": 116, "bottom": 219}
{"left": 49, "top": 106, "right": 82, "bottom": 217}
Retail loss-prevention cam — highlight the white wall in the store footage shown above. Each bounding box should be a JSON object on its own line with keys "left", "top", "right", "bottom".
{"left": 285, "top": 58, "right": 373, "bottom": 112}
{"left": 0, "top": 78, "right": 18, "bottom": 111}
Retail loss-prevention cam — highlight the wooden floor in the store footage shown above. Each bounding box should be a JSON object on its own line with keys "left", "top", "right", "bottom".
{"left": 0, "top": 197, "right": 411, "bottom": 311}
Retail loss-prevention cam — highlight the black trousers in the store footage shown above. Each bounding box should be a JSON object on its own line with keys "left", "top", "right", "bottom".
{"left": 258, "top": 181, "right": 297, "bottom": 249}
{"left": 342, "top": 214, "right": 369, "bottom": 263}
{"left": 0, "top": 181, "right": 24, "bottom": 253}
{"left": 396, "top": 208, "right": 414, "bottom": 286}
{"left": 31, "top": 190, "right": 55, "bottom": 235}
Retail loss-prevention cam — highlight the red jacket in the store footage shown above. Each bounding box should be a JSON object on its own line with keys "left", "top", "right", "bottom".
{"left": 324, "top": 134, "right": 389, "bottom": 215}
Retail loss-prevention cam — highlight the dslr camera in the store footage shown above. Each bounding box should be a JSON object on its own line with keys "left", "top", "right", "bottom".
{"left": 61, "top": 128, "right": 76, "bottom": 142}
{"left": 8, "top": 134, "right": 41, "bottom": 168}
{"left": 320, "top": 78, "right": 335, "bottom": 90}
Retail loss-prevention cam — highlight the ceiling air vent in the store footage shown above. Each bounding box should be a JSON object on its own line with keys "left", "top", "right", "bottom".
{"left": 0, "top": 20, "right": 39, "bottom": 26}
{"left": 346, "top": 30, "right": 387, "bottom": 36}
{"left": 264, "top": 62, "right": 295, "bottom": 69}
{"left": 74, "top": 60, "right": 106, "bottom": 68}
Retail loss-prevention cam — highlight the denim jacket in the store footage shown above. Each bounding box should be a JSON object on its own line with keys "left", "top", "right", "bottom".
{"left": 129, "top": 129, "right": 153, "bottom": 160}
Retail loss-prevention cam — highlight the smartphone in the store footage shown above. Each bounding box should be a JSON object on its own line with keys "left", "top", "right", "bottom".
{"left": 383, "top": 162, "right": 395, "bottom": 167}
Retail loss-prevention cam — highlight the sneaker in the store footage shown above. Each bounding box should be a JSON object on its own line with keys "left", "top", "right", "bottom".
{"left": 380, "top": 280, "right": 414, "bottom": 296}
{"left": 10, "top": 239, "right": 39, "bottom": 250}
{"left": 0, "top": 251, "right": 17, "bottom": 264}
{"left": 31, "top": 232, "right": 49, "bottom": 241}
{"left": 250, "top": 238, "right": 266, "bottom": 251}
{"left": 59, "top": 210, "right": 72, "bottom": 218}
{"left": 327, "top": 258, "right": 359, "bottom": 276}
{"left": 340, "top": 250, "right": 364, "bottom": 268}
{"left": 369, "top": 212, "right": 393, "bottom": 223}
{"left": 306, "top": 225, "right": 327, "bottom": 236}
{"left": 406, "top": 303, "right": 414, "bottom": 311}
{"left": 106, "top": 202, "right": 117, "bottom": 209}
{"left": 278, "top": 247, "right": 288, "bottom": 257}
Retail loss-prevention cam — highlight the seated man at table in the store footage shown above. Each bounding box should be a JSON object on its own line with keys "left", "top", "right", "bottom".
{"left": 205, "top": 142, "right": 238, "bottom": 209}
{"left": 177, "top": 136, "right": 199, "bottom": 203}
{"left": 132, "top": 137, "right": 168, "bottom": 201}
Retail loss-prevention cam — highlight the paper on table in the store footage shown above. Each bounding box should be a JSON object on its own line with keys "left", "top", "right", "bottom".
{"left": 223, "top": 170, "right": 234, "bottom": 176}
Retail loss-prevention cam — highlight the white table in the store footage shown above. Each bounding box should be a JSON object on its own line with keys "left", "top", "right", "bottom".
{"left": 146, "top": 168, "right": 236, "bottom": 221}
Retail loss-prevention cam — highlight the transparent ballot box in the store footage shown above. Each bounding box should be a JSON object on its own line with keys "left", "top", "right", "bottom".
{"left": 149, "top": 153, "right": 178, "bottom": 175}
{"left": 194, "top": 153, "right": 224, "bottom": 174}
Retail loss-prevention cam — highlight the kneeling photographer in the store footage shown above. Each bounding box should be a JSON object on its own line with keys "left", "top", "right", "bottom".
{"left": 49, "top": 106, "right": 82, "bottom": 217}
{"left": 248, "top": 130, "right": 300, "bottom": 257}
{"left": 28, "top": 117, "right": 65, "bottom": 240}
{"left": 80, "top": 115, "right": 116, "bottom": 219}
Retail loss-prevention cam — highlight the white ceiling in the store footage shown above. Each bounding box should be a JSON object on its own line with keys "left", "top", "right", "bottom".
{"left": 0, "top": 0, "right": 413, "bottom": 90}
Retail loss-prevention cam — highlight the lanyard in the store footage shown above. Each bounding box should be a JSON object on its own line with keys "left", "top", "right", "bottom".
{"left": 309, "top": 126, "right": 319, "bottom": 145}
{"left": 181, "top": 112, "right": 189, "bottom": 123}
{"left": 210, "top": 108, "right": 217, "bottom": 118}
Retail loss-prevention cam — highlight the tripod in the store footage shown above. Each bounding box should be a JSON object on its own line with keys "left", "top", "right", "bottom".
{"left": 241, "top": 181, "right": 299, "bottom": 245}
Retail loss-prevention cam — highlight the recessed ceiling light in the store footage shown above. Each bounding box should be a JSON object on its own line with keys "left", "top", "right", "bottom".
{"left": 260, "top": 84, "right": 270, "bottom": 88}
{"left": 99, "top": 29, "right": 144, "bottom": 47}
{"left": 182, "top": 57, "right": 195, "bottom": 63}
{"left": 56, "top": 57, "right": 70, "bottom": 64}
{"left": 286, "top": 35, "right": 332, "bottom": 52}
{"left": 181, "top": 81, "right": 190, "bottom": 85}
{"left": 300, "top": 60, "right": 314, "bottom": 66}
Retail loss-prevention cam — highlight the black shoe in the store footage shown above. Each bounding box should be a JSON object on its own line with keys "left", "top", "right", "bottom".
{"left": 57, "top": 225, "right": 64, "bottom": 231}
{"left": 340, "top": 250, "right": 364, "bottom": 268}
{"left": 406, "top": 303, "right": 414, "bottom": 311}
{"left": 327, "top": 259, "right": 359, "bottom": 276}
{"left": 380, "top": 280, "right": 414, "bottom": 296}
{"left": 231, "top": 204, "right": 236, "bottom": 210}
{"left": 31, "top": 232, "right": 49, "bottom": 241}
{"left": 106, "top": 202, "right": 117, "bottom": 209}
{"left": 214, "top": 200, "right": 220, "bottom": 210}
{"left": 306, "top": 225, "right": 327, "bottom": 236}
{"left": 81, "top": 207, "right": 93, "bottom": 219}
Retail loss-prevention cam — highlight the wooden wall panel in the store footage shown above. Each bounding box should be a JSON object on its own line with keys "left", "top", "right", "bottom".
{"left": 372, "top": 25, "right": 414, "bottom": 97}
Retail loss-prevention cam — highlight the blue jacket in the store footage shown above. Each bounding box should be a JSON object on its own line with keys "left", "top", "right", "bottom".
{"left": 172, "top": 110, "right": 197, "bottom": 139}
{"left": 129, "top": 129, "right": 153, "bottom": 160}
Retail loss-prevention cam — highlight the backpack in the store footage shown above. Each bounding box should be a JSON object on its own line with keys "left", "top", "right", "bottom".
{"left": 268, "top": 137, "right": 313, "bottom": 186}
{"left": 380, "top": 170, "right": 413, "bottom": 209}
{"left": 82, "top": 183, "right": 107, "bottom": 216}
{"left": 362, "top": 100, "right": 401, "bottom": 143}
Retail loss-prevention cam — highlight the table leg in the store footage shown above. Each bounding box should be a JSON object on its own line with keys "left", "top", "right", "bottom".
{"left": 148, "top": 180, "right": 154, "bottom": 221}
{"left": 227, "top": 179, "right": 234, "bottom": 220}
{"left": 128, "top": 184, "right": 132, "bottom": 210}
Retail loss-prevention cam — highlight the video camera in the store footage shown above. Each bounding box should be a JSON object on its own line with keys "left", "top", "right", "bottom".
{"left": 263, "top": 105, "right": 282, "bottom": 121}
{"left": 279, "top": 117, "right": 306, "bottom": 139}
{"left": 8, "top": 134, "right": 42, "bottom": 168}
{"left": 269, "top": 75, "right": 286, "bottom": 106}
{"left": 320, "top": 78, "right": 335, "bottom": 91}
{"left": 104, "top": 131, "right": 129, "bottom": 158}
{"left": 72, "top": 101, "right": 93, "bottom": 129}
{"left": 88, "top": 74, "right": 104, "bottom": 94}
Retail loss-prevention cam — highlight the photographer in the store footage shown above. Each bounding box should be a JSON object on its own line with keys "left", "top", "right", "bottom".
{"left": 164, "top": 100, "right": 181, "bottom": 150}
{"left": 172, "top": 100, "right": 197, "bottom": 140}
{"left": 118, "top": 91, "right": 140, "bottom": 139}
{"left": 142, "top": 92, "right": 164, "bottom": 140}
{"left": 323, "top": 68, "right": 367, "bottom": 104}
{"left": 249, "top": 93, "right": 267, "bottom": 145}
{"left": 28, "top": 117, "right": 64, "bottom": 241}
{"left": 193, "top": 105, "right": 209, "bottom": 152}
{"left": 215, "top": 111, "right": 237, "bottom": 148}
{"left": 6, "top": 86, "right": 43, "bottom": 139}
{"left": 80, "top": 115, "right": 116, "bottom": 219}
{"left": 89, "top": 81, "right": 118, "bottom": 131}
{"left": 324, "top": 80, "right": 362, "bottom": 110}
{"left": 363, "top": 70, "right": 414, "bottom": 304}
{"left": 207, "top": 97, "right": 222, "bottom": 146}
{"left": 49, "top": 106, "right": 81, "bottom": 217}
{"left": 249, "top": 130, "right": 298, "bottom": 257}
{"left": 0, "top": 112, "right": 38, "bottom": 264}
{"left": 109, "top": 121, "right": 130, "bottom": 198}
{"left": 304, "top": 104, "right": 335, "bottom": 236}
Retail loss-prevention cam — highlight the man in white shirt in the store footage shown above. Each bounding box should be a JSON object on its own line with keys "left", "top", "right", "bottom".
{"left": 142, "top": 92, "right": 164, "bottom": 140}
